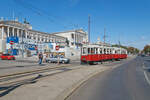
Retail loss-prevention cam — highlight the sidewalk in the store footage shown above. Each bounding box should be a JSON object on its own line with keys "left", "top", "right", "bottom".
{"left": 0, "top": 57, "right": 135, "bottom": 100}
{"left": 15, "top": 56, "right": 38, "bottom": 62}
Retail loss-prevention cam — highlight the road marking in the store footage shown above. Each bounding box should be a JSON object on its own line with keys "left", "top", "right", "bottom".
{"left": 143, "top": 63, "right": 150, "bottom": 86}
{"left": 142, "top": 62, "right": 145, "bottom": 69}
{"left": 144, "top": 71, "right": 150, "bottom": 86}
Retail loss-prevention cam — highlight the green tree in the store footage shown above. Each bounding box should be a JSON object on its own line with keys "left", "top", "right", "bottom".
{"left": 142, "top": 45, "right": 150, "bottom": 54}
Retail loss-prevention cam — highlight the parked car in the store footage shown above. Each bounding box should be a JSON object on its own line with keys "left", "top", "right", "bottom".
{"left": 0, "top": 54, "right": 16, "bottom": 60}
{"left": 141, "top": 54, "right": 145, "bottom": 57}
{"left": 46, "top": 56, "right": 70, "bottom": 64}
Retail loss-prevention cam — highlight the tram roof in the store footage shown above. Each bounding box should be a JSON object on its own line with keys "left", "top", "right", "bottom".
{"left": 82, "top": 44, "right": 113, "bottom": 48}
{"left": 82, "top": 44, "right": 126, "bottom": 50}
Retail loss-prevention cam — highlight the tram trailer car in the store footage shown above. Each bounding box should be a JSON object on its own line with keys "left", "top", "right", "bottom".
{"left": 81, "top": 45, "right": 127, "bottom": 65}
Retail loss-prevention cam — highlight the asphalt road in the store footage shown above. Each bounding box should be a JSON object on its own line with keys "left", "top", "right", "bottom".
{"left": 67, "top": 56, "right": 150, "bottom": 100}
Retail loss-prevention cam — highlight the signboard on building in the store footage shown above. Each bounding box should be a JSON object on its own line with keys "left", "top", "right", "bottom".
{"left": 7, "top": 37, "right": 19, "bottom": 43}
{"left": 24, "top": 44, "right": 37, "bottom": 50}
{"left": 55, "top": 45, "right": 59, "bottom": 51}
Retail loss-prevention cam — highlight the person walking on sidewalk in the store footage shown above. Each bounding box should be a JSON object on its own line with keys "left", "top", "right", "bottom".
{"left": 38, "top": 52, "right": 43, "bottom": 65}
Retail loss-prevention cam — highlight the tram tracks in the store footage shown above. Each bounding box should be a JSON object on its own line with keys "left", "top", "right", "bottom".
{"left": 0, "top": 64, "right": 73, "bottom": 85}
{"left": 0, "top": 64, "right": 81, "bottom": 97}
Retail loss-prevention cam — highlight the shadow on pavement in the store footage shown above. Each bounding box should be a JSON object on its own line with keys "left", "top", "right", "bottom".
{"left": 0, "top": 75, "right": 43, "bottom": 97}
{"left": 0, "top": 64, "right": 46, "bottom": 70}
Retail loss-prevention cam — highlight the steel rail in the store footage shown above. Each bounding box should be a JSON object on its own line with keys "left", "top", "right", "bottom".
{"left": 0, "top": 64, "right": 71, "bottom": 82}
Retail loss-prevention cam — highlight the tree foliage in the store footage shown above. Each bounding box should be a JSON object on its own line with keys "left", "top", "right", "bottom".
{"left": 142, "top": 45, "right": 150, "bottom": 54}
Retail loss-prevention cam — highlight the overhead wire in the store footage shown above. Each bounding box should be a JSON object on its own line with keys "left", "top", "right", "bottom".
{"left": 13, "top": 0, "right": 81, "bottom": 29}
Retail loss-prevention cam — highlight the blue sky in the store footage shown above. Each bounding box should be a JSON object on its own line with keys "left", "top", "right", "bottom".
{"left": 0, "top": 0, "right": 150, "bottom": 49}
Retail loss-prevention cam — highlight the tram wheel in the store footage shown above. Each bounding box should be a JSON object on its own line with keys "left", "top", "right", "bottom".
{"left": 81, "top": 61, "right": 86, "bottom": 65}
{"left": 88, "top": 61, "right": 94, "bottom": 65}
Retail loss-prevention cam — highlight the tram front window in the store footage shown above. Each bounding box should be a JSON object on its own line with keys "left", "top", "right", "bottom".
{"left": 82, "top": 47, "right": 87, "bottom": 54}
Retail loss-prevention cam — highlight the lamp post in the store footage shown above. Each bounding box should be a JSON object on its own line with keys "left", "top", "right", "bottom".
{"left": 10, "top": 41, "right": 14, "bottom": 55}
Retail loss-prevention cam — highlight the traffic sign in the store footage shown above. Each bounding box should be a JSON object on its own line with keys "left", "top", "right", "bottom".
{"left": 55, "top": 45, "right": 59, "bottom": 51}
{"left": 10, "top": 41, "right": 14, "bottom": 45}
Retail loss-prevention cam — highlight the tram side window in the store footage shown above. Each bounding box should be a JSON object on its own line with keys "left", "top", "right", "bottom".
{"left": 122, "top": 50, "right": 125, "bottom": 54}
{"left": 110, "top": 49, "right": 112, "bottom": 54}
{"left": 82, "top": 47, "right": 86, "bottom": 54}
{"left": 104, "top": 49, "right": 106, "bottom": 54}
{"left": 91, "top": 48, "right": 94, "bottom": 54}
{"left": 88, "top": 48, "right": 90, "bottom": 54}
{"left": 107, "top": 49, "right": 109, "bottom": 54}
{"left": 121, "top": 51, "right": 123, "bottom": 54}
{"left": 112, "top": 49, "right": 114, "bottom": 54}
{"left": 95, "top": 48, "right": 98, "bottom": 54}
{"left": 118, "top": 50, "right": 120, "bottom": 54}
{"left": 99, "top": 48, "right": 102, "bottom": 54}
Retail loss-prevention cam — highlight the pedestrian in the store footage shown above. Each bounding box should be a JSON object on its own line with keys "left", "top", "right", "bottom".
{"left": 43, "top": 53, "right": 46, "bottom": 63}
{"left": 45, "top": 54, "right": 49, "bottom": 63}
{"left": 38, "top": 52, "right": 43, "bottom": 65}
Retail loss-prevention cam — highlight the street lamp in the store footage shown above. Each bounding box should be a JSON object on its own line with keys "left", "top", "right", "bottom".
{"left": 21, "top": 29, "right": 25, "bottom": 58}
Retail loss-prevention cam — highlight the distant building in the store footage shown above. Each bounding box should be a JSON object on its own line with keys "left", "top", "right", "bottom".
{"left": 95, "top": 41, "right": 111, "bottom": 47}
{"left": 51, "top": 29, "right": 88, "bottom": 49}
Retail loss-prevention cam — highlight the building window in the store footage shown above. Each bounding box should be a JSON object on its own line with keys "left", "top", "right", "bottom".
{"left": 71, "top": 34, "right": 74, "bottom": 39}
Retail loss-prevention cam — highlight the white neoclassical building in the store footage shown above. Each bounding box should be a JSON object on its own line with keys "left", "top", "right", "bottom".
{"left": 51, "top": 29, "right": 88, "bottom": 49}
{"left": 0, "top": 19, "right": 67, "bottom": 55}
{"left": 0, "top": 18, "right": 88, "bottom": 59}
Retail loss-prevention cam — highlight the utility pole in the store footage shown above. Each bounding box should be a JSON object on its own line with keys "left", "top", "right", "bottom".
{"left": 88, "top": 15, "right": 90, "bottom": 43}
{"left": 118, "top": 40, "right": 121, "bottom": 48}
{"left": 104, "top": 28, "right": 106, "bottom": 44}
{"left": 12, "top": 11, "right": 15, "bottom": 21}
{"left": 21, "top": 30, "right": 24, "bottom": 58}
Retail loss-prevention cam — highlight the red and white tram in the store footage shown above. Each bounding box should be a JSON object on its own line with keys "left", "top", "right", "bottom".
{"left": 81, "top": 44, "right": 127, "bottom": 64}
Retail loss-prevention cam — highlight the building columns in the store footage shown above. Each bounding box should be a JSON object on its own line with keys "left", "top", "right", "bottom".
{"left": 26, "top": 31, "right": 28, "bottom": 39}
{"left": 21, "top": 30, "right": 23, "bottom": 38}
{"left": 17, "top": 29, "right": 19, "bottom": 37}
{"left": 12, "top": 27, "right": 14, "bottom": 37}
{"left": 1, "top": 26, "right": 4, "bottom": 40}
{"left": 7, "top": 26, "right": 10, "bottom": 37}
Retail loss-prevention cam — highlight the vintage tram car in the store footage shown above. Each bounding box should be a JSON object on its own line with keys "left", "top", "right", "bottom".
{"left": 81, "top": 44, "right": 127, "bottom": 64}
